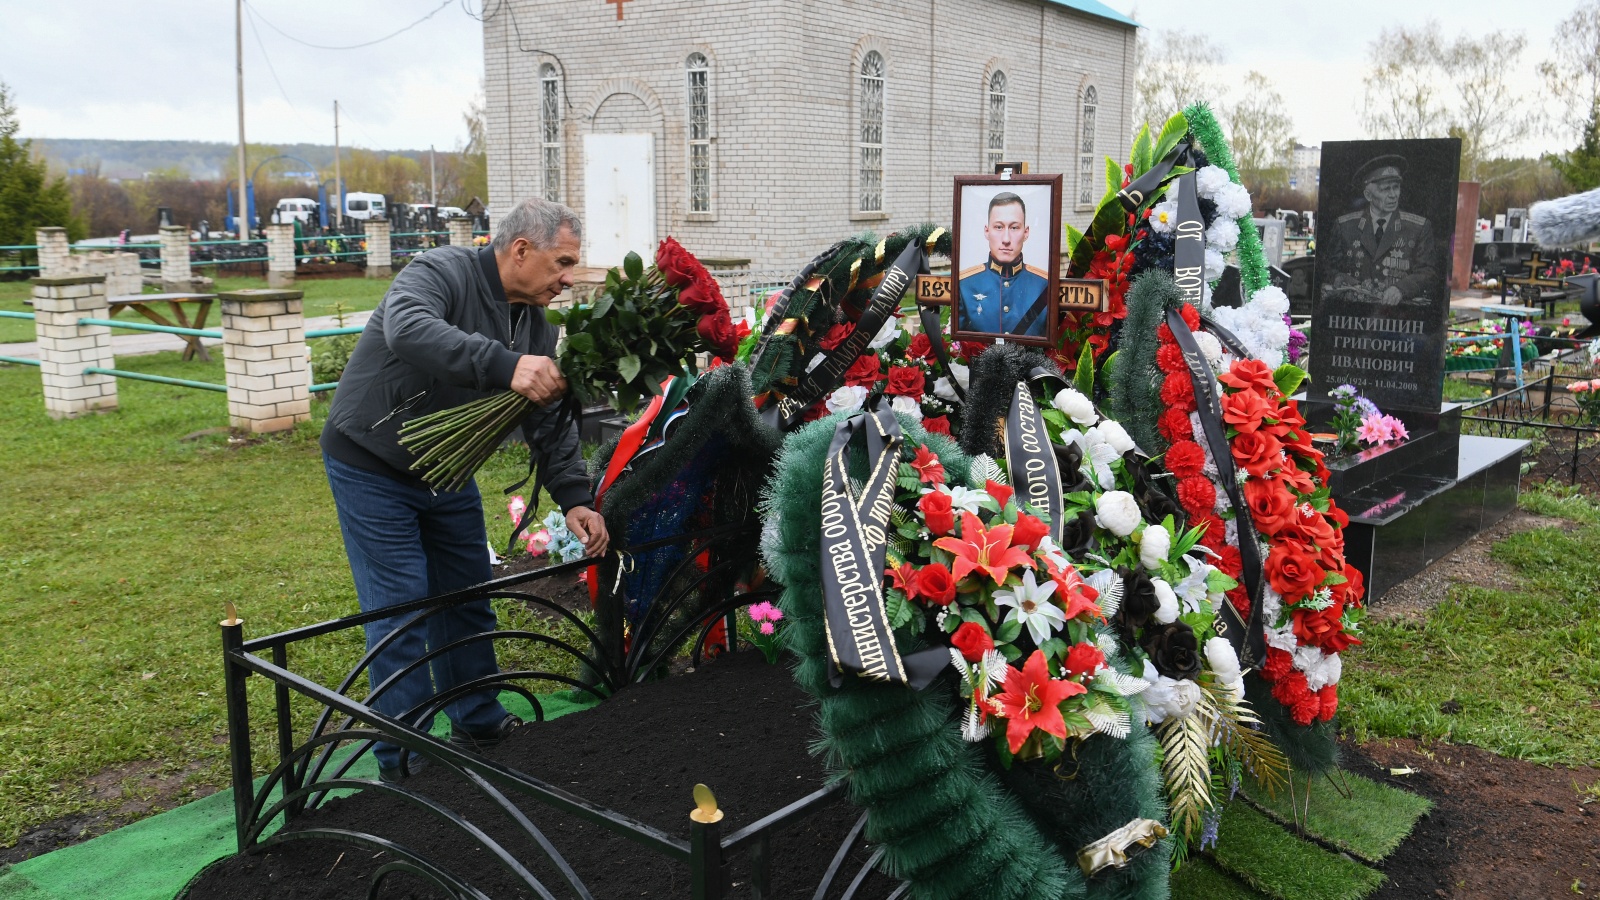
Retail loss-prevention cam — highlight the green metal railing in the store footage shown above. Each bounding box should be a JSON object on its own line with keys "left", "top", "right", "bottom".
{"left": 309, "top": 382, "right": 338, "bottom": 393}
{"left": 0, "top": 244, "right": 40, "bottom": 273}
{"left": 0, "top": 310, "right": 36, "bottom": 321}
{"left": 82, "top": 366, "right": 226, "bottom": 392}
{"left": 0, "top": 356, "right": 39, "bottom": 367}
{"left": 304, "top": 326, "right": 364, "bottom": 338}
{"left": 77, "top": 317, "right": 222, "bottom": 339}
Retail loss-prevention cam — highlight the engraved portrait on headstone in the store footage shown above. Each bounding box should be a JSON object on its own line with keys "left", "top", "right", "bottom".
{"left": 1309, "top": 138, "right": 1461, "bottom": 414}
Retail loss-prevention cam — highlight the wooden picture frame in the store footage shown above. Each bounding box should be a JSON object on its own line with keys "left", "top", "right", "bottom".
{"left": 950, "top": 174, "right": 1062, "bottom": 347}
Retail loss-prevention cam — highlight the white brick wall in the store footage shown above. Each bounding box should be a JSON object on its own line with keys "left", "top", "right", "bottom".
{"left": 159, "top": 225, "right": 192, "bottom": 288}
{"left": 265, "top": 223, "right": 296, "bottom": 288}
{"left": 364, "top": 219, "right": 393, "bottom": 277}
{"left": 220, "top": 289, "right": 310, "bottom": 434}
{"left": 32, "top": 275, "right": 118, "bottom": 418}
{"left": 480, "top": 0, "right": 1134, "bottom": 271}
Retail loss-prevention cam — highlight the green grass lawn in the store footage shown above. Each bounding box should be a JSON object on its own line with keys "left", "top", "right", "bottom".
{"left": 0, "top": 274, "right": 390, "bottom": 344}
{"left": 1339, "top": 482, "right": 1600, "bottom": 767}
{"left": 0, "top": 352, "right": 558, "bottom": 845}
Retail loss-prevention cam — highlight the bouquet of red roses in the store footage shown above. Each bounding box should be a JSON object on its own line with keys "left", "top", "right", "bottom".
{"left": 398, "top": 237, "right": 735, "bottom": 491}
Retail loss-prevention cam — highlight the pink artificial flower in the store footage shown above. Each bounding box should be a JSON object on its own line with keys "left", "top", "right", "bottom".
{"left": 1571, "top": 382, "right": 1592, "bottom": 394}
{"left": 508, "top": 496, "right": 528, "bottom": 523}
{"left": 1382, "top": 415, "right": 1409, "bottom": 441}
{"left": 1357, "top": 414, "right": 1393, "bottom": 445}
{"left": 1564, "top": 317, "right": 1572, "bottom": 326}
{"left": 525, "top": 528, "right": 551, "bottom": 556}
{"left": 759, "top": 622, "right": 776, "bottom": 635}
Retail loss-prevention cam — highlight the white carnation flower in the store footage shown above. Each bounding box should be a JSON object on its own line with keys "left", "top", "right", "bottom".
{"left": 1052, "top": 387, "right": 1098, "bottom": 426}
{"left": 890, "top": 394, "right": 923, "bottom": 422}
{"left": 1301, "top": 648, "right": 1343, "bottom": 692}
{"left": 1095, "top": 419, "right": 1136, "bottom": 455}
{"left": 1204, "top": 247, "right": 1226, "bottom": 281}
{"left": 1205, "top": 217, "right": 1240, "bottom": 253}
{"left": 1152, "top": 577, "right": 1180, "bottom": 624}
{"left": 825, "top": 385, "right": 868, "bottom": 414}
{"left": 869, "top": 317, "right": 901, "bottom": 350}
{"left": 1140, "top": 524, "right": 1171, "bottom": 571}
{"left": 1250, "top": 285, "right": 1290, "bottom": 317}
{"left": 1213, "top": 182, "right": 1254, "bottom": 220}
{"left": 1149, "top": 199, "right": 1179, "bottom": 234}
{"left": 1204, "top": 636, "right": 1242, "bottom": 685}
{"left": 1095, "top": 490, "right": 1141, "bottom": 537}
{"left": 1193, "top": 330, "right": 1224, "bottom": 369}
{"left": 1195, "top": 165, "right": 1233, "bottom": 199}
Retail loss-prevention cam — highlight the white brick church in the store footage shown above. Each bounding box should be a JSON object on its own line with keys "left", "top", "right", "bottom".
{"left": 480, "top": 0, "right": 1137, "bottom": 270}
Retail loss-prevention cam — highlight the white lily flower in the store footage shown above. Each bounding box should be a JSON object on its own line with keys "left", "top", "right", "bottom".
{"left": 1036, "top": 534, "right": 1071, "bottom": 571}
{"left": 938, "top": 484, "right": 991, "bottom": 515}
{"left": 1174, "top": 555, "right": 1212, "bottom": 616}
{"left": 994, "top": 570, "right": 1065, "bottom": 646}
{"left": 869, "top": 317, "right": 901, "bottom": 349}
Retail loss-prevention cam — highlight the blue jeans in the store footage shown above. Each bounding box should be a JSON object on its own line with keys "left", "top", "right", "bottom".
{"left": 323, "top": 455, "right": 509, "bottom": 770}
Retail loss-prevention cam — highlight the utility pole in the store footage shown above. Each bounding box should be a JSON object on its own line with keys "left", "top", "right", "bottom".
{"left": 429, "top": 145, "right": 437, "bottom": 207}
{"left": 333, "top": 100, "right": 342, "bottom": 228}
{"left": 235, "top": 0, "right": 248, "bottom": 239}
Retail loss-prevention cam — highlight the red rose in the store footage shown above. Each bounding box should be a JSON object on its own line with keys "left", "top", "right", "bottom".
{"left": 819, "top": 324, "right": 852, "bottom": 351}
{"left": 1064, "top": 642, "right": 1106, "bottom": 678}
{"left": 733, "top": 320, "right": 752, "bottom": 343}
{"left": 1176, "top": 476, "right": 1217, "bottom": 518}
{"left": 1265, "top": 540, "right": 1324, "bottom": 600}
{"left": 1260, "top": 647, "right": 1295, "bottom": 681}
{"left": 1159, "top": 373, "right": 1196, "bottom": 411}
{"left": 1294, "top": 603, "right": 1358, "bottom": 654}
{"left": 1243, "top": 478, "right": 1297, "bottom": 536}
{"left": 1275, "top": 464, "right": 1315, "bottom": 496}
{"left": 1158, "top": 407, "right": 1194, "bottom": 442}
{"left": 655, "top": 237, "right": 700, "bottom": 288}
{"left": 1218, "top": 358, "right": 1278, "bottom": 396}
{"left": 1317, "top": 685, "right": 1338, "bottom": 722}
{"left": 919, "top": 490, "right": 955, "bottom": 536}
{"left": 696, "top": 309, "right": 738, "bottom": 360}
{"left": 1165, "top": 440, "right": 1206, "bottom": 478}
{"left": 922, "top": 415, "right": 952, "bottom": 436}
{"left": 956, "top": 341, "right": 987, "bottom": 362}
{"left": 843, "top": 353, "right": 881, "bottom": 387}
{"left": 1231, "top": 429, "right": 1285, "bottom": 479}
{"left": 1265, "top": 401, "right": 1307, "bottom": 441}
{"left": 1279, "top": 508, "right": 1335, "bottom": 549}
{"left": 915, "top": 562, "right": 957, "bottom": 606}
{"left": 1335, "top": 562, "right": 1365, "bottom": 607}
{"left": 950, "top": 621, "right": 994, "bottom": 662}
{"left": 1222, "top": 389, "right": 1273, "bottom": 434}
{"left": 1012, "top": 513, "right": 1049, "bottom": 551}
{"left": 907, "top": 332, "right": 933, "bottom": 359}
{"left": 678, "top": 276, "right": 726, "bottom": 315}
{"left": 886, "top": 365, "right": 925, "bottom": 399}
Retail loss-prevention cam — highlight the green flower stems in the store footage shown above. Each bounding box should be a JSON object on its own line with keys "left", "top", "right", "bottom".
{"left": 1183, "top": 102, "right": 1271, "bottom": 298}
{"left": 399, "top": 389, "right": 533, "bottom": 491}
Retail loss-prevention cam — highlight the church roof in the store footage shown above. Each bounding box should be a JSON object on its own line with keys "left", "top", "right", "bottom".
{"left": 1042, "top": 0, "right": 1138, "bottom": 27}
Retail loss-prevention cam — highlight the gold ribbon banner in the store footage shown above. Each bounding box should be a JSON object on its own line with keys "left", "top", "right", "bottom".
{"left": 1076, "top": 818, "right": 1170, "bottom": 876}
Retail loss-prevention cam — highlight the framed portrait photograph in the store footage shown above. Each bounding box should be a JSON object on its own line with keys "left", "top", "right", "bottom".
{"left": 950, "top": 174, "right": 1063, "bottom": 347}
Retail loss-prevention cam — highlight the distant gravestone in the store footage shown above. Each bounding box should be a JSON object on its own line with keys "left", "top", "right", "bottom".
{"left": 1308, "top": 138, "right": 1461, "bottom": 415}
{"left": 1252, "top": 217, "right": 1286, "bottom": 266}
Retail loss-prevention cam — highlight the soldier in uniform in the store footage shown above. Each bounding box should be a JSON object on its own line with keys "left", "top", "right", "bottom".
{"left": 959, "top": 191, "right": 1051, "bottom": 336}
{"left": 1324, "top": 155, "right": 1442, "bottom": 306}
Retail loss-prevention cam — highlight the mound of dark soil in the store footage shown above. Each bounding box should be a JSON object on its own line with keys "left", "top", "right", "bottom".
{"left": 181, "top": 652, "right": 897, "bottom": 899}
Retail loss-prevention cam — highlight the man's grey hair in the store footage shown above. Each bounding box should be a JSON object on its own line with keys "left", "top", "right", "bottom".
{"left": 491, "top": 198, "right": 582, "bottom": 251}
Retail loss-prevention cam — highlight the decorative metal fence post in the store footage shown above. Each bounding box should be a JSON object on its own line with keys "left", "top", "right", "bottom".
{"left": 446, "top": 217, "right": 474, "bottom": 249}
{"left": 364, "top": 219, "right": 392, "bottom": 278}
{"left": 220, "top": 603, "right": 256, "bottom": 852}
{"left": 689, "top": 783, "right": 726, "bottom": 900}
{"left": 264, "top": 222, "right": 296, "bottom": 288}
{"left": 159, "top": 224, "right": 193, "bottom": 291}
{"left": 34, "top": 227, "right": 69, "bottom": 279}
{"left": 32, "top": 274, "right": 118, "bottom": 418}
{"left": 220, "top": 288, "right": 310, "bottom": 433}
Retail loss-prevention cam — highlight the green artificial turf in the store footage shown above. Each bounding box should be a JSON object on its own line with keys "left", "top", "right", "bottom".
{"left": 0, "top": 351, "right": 561, "bottom": 846}
{"left": 1339, "top": 485, "right": 1600, "bottom": 766}
{"left": 1241, "top": 770, "right": 1431, "bottom": 864}
{"left": 1171, "top": 856, "right": 1268, "bottom": 899}
{"left": 1209, "top": 803, "right": 1385, "bottom": 900}
{"left": 0, "top": 274, "right": 390, "bottom": 344}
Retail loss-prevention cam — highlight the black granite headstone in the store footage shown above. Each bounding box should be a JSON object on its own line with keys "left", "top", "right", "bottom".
{"left": 1308, "top": 138, "right": 1461, "bottom": 415}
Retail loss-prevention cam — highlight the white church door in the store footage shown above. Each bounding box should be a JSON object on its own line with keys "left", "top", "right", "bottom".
{"left": 583, "top": 133, "right": 656, "bottom": 268}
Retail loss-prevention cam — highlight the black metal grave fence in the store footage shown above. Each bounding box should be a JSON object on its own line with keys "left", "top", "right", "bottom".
{"left": 1460, "top": 352, "right": 1600, "bottom": 488}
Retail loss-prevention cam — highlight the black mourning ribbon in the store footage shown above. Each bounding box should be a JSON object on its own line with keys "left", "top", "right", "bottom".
{"left": 1003, "top": 380, "right": 1066, "bottom": 543}
{"left": 1171, "top": 171, "right": 1208, "bottom": 309}
{"left": 1117, "top": 142, "right": 1191, "bottom": 213}
{"left": 917, "top": 302, "right": 966, "bottom": 402}
{"left": 819, "top": 402, "right": 947, "bottom": 689}
{"left": 779, "top": 240, "right": 929, "bottom": 430}
{"left": 1166, "top": 309, "right": 1267, "bottom": 667}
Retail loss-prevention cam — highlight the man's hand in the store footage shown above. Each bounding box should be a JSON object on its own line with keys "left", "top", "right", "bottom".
{"left": 1382, "top": 285, "right": 1403, "bottom": 305}
{"left": 565, "top": 507, "right": 610, "bottom": 558}
{"left": 512, "top": 355, "right": 568, "bottom": 406}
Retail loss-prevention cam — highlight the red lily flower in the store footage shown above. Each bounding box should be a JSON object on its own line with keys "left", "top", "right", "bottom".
{"left": 886, "top": 560, "right": 920, "bottom": 601}
{"left": 994, "top": 650, "right": 1087, "bottom": 754}
{"left": 933, "top": 512, "right": 1033, "bottom": 585}
{"left": 1046, "top": 561, "right": 1103, "bottom": 621}
{"left": 911, "top": 446, "right": 946, "bottom": 485}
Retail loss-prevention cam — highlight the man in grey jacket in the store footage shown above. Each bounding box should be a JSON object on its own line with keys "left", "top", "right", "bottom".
{"left": 321, "top": 198, "right": 608, "bottom": 782}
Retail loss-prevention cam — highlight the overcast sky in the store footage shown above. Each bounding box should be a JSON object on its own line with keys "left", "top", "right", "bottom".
{"left": 3, "top": 0, "right": 1575, "bottom": 155}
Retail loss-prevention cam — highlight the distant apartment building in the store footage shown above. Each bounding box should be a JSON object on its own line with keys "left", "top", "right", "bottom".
{"left": 1290, "top": 143, "right": 1320, "bottom": 194}
{"left": 479, "top": 0, "right": 1138, "bottom": 270}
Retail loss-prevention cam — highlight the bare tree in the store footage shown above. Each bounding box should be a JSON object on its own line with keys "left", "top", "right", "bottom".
{"left": 1360, "top": 24, "right": 1450, "bottom": 140}
{"left": 1538, "top": 0, "right": 1600, "bottom": 144}
{"left": 1135, "top": 29, "right": 1225, "bottom": 128}
{"left": 1440, "top": 32, "right": 1537, "bottom": 181}
{"left": 1227, "top": 71, "right": 1295, "bottom": 195}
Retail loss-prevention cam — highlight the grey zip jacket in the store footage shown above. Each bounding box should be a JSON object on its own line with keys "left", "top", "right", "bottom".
{"left": 322, "top": 245, "right": 593, "bottom": 512}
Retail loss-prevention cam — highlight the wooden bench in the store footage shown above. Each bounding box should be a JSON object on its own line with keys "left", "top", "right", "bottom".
{"left": 107, "top": 293, "right": 217, "bottom": 361}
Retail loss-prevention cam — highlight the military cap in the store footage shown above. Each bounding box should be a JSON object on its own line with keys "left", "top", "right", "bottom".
{"left": 1354, "top": 155, "right": 1406, "bottom": 185}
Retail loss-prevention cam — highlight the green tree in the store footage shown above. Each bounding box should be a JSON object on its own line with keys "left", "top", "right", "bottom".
{"left": 0, "top": 80, "right": 81, "bottom": 246}
{"left": 1549, "top": 101, "right": 1600, "bottom": 191}
{"left": 1227, "top": 71, "right": 1295, "bottom": 197}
